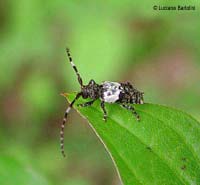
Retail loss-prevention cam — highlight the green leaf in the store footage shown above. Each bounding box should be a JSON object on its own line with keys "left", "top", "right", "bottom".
{"left": 0, "top": 155, "right": 50, "bottom": 185}
{"left": 65, "top": 93, "right": 200, "bottom": 185}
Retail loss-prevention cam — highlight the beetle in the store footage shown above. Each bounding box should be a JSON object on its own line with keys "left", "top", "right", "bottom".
{"left": 60, "top": 48, "right": 144, "bottom": 157}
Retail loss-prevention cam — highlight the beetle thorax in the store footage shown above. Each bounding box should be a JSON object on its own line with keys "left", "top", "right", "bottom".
{"left": 81, "top": 80, "right": 101, "bottom": 99}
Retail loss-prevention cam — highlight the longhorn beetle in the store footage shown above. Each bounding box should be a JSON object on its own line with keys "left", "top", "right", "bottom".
{"left": 60, "top": 48, "right": 144, "bottom": 157}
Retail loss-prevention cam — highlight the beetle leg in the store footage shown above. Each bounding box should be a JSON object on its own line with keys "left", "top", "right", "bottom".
{"left": 100, "top": 101, "right": 107, "bottom": 122}
{"left": 77, "top": 100, "right": 95, "bottom": 107}
{"left": 121, "top": 104, "right": 140, "bottom": 121}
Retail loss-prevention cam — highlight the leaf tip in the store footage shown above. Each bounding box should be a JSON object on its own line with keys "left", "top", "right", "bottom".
{"left": 60, "top": 92, "right": 68, "bottom": 98}
{"left": 60, "top": 93, "right": 69, "bottom": 98}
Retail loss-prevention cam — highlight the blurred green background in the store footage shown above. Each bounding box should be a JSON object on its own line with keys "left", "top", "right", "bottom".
{"left": 0, "top": 1, "right": 200, "bottom": 185}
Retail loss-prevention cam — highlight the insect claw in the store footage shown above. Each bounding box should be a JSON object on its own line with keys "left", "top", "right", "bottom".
{"left": 103, "top": 116, "right": 107, "bottom": 122}
{"left": 62, "top": 152, "right": 66, "bottom": 158}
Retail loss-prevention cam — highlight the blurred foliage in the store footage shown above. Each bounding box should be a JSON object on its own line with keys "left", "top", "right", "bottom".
{"left": 0, "top": 155, "right": 49, "bottom": 185}
{"left": 0, "top": 0, "right": 200, "bottom": 185}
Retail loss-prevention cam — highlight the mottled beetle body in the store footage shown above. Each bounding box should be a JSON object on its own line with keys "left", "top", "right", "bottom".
{"left": 60, "top": 48, "right": 144, "bottom": 157}
{"left": 101, "top": 81, "right": 144, "bottom": 104}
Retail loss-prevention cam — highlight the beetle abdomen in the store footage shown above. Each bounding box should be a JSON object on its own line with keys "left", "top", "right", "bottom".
{"left": 101, "top": 81, "right": 122, "bottom": 103}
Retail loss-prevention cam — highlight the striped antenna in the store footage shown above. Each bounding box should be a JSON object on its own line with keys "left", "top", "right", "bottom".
{"left": 60, "top": 92, "right": 81, "bottom": 157}
{"left": 66, "top": 48, "right": 83, "bottom": 87}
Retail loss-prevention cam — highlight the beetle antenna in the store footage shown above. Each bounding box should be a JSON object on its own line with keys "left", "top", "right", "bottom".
{"left": 60, "top": 92, "right": 81, "bottom": 157}
{"left": 66, "top": 48, "right": 83, "bottom": 87}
